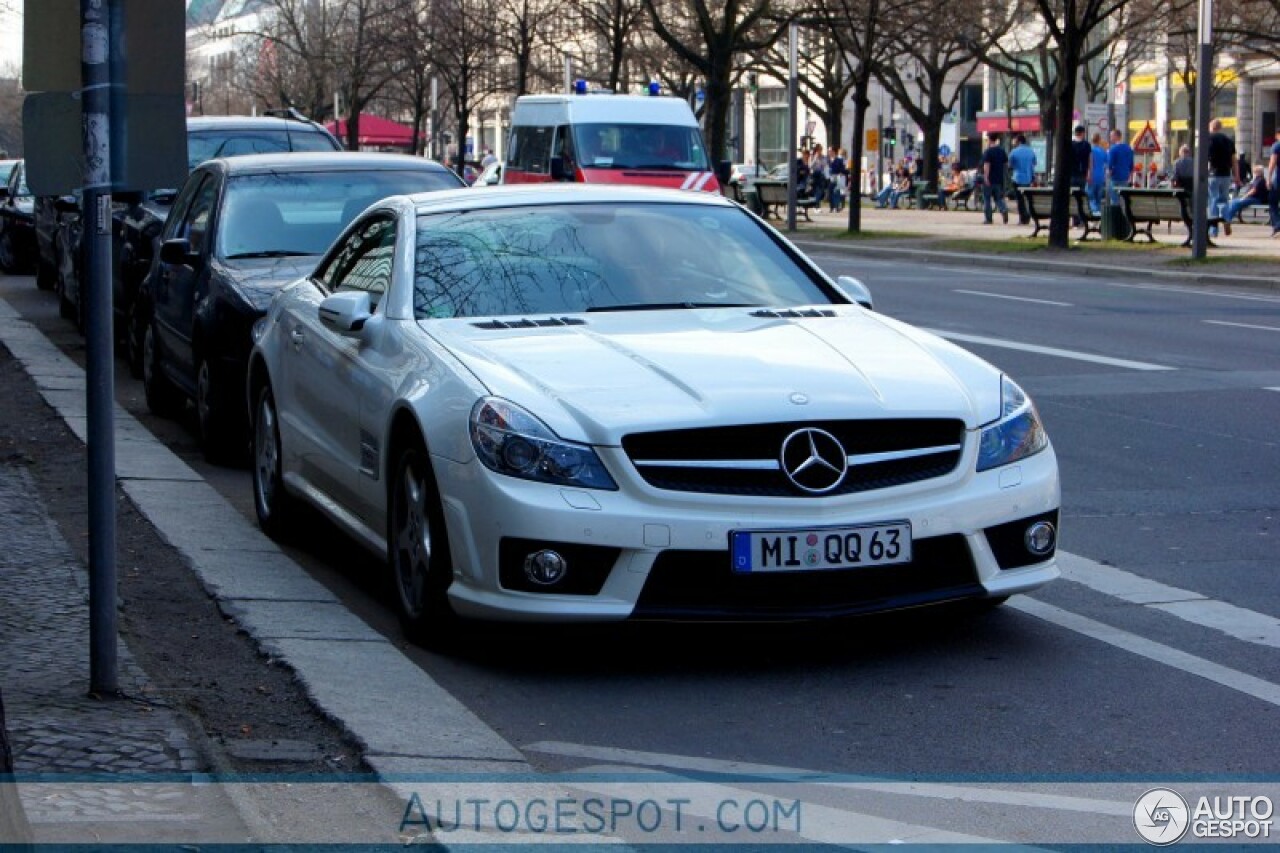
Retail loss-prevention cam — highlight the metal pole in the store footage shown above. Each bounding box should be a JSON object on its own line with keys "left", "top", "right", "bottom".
{"left": 82, "top": 0, "right": 118, "bottom": 696}
{"left": 786, "top": 22, "right": 798, "bottom": 231}
{"left": 430, "top": 76, "right": 438, "bottom": 161}
{"left": 1191, "top": 0, "right": 1213, "bottom": 259}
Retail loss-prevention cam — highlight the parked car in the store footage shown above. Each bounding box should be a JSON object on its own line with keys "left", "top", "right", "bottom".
{"left": 142, "top": 152, "right": 463, "bottom": 462}
{"left": 0, "top": 161, "right": 36, "bottom": 274}
{"left": 0, "top": 159, "right": 17, "bottom": 186}
{"left": 729, "top": 163, "right": 764, "bottom": 188}
{"left": 246, "top": 184, "right": 1060, "bottom": 645}
{"left": 115, "top": 113, "right": 344, "bottom": 373}
{"left": 473, "top": 160, "right": 503, "bottom": 187}
{"left": 52, "top": 195, "right": 84, "bottom": 328}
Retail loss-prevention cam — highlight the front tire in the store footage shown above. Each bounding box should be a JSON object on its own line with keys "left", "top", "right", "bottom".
{"left": 0, "top": 229, "right": 17, "bottom": 273}
{"left": 389, "top": 441, "right": 457, "bottom": 646}
{"left": 142, "top": 321, "right": 183, "bottom": 418}
{"left": 252, "top": 383, "right": 296, "bottom": 539}
{"left": 197, "top": 356, "right": 246, "bottom": 464}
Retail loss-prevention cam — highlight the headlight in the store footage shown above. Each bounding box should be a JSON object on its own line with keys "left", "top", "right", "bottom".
{"left": 976, "top": 376, "right": 1048, "bottom": 472}
{"left": 469, "top": 397, "right": 617, "bottom": 490}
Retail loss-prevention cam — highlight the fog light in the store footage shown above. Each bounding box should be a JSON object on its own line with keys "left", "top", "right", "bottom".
{"left": 1025, "top": 521, "right": 1056, "bottom": 556}
{"left": 524, "top": 550, "right": 568, "bottom": 585}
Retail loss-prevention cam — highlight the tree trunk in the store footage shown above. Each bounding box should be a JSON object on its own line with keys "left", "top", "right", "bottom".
{"left": 845, "top": 75, "right": 872, "bottom": 234}
{"left": 1048, "top": 46, "right": 1082, "bottom": 249}
{"left": 704, "top": 71, "right": 733, "bottom": 165}
{"left": 346, "top": 108, "right": 361, "bottom": 151}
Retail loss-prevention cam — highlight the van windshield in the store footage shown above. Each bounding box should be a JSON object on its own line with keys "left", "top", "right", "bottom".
{"left": 572, "top": 123, "right": 710, "bottom": 171}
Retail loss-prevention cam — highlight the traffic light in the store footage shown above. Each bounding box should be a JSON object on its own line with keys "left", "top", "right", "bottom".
{"left": 885, "top": 127, "right": 897, "bottom": 147}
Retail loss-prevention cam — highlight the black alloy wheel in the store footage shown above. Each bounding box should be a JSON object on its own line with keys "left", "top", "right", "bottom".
{"left": 197, "top": 357, "right": 246, "bottom": 464}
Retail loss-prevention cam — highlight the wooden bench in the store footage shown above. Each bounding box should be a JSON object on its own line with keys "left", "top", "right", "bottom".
{"left": 753, "top": 180, "right": 818, "bottom": 221}
{"left": 1019, "top": 187, "right": 1102, "bottom": 240}
{"left": 1117, "top": 188, "right": 1222, "bottom": 247}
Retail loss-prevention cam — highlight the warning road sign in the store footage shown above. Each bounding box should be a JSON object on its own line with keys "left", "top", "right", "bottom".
{"left": 1132, "top": 123, "right": 1161, "bottom": 154}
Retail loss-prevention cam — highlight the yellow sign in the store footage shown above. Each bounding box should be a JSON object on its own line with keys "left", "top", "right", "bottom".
{"left": 866, "top": 128, "right": 879, "bottom": 151}
{"left": 1172, "top": 69, "right": 1240, "bottom": 87}
{"left": 1130, "top": 74, "right": 1158, "bottom": 92}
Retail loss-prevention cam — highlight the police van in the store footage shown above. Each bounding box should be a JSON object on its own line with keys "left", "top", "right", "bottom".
{"left": 504, "top": 91, "right": 724, "bottom": 193}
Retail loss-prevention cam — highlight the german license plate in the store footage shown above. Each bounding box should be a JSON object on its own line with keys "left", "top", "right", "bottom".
{"left": 730, "top": 522, "right": 912, "bottom": 573}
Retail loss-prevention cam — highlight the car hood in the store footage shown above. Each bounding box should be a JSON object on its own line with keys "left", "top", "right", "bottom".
{"left": 219, "top": 256, "right": 318, "bottom": 312}
{"left": 422, "top": 307, "right": 1005, "bottom": 445}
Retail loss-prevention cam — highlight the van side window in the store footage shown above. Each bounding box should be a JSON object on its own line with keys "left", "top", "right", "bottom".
{"left": 511, "top": 126, "right": 553, "bottom": 175}
{"left": 553, "top": 125, "right": 577, "bottom": 173}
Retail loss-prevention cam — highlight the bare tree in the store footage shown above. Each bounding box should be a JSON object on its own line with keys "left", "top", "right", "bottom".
{"left": 641, "top": 0, "right": 789, "bottom": 163}
{"left": 432, "top": 0, "right": 505, "bottom": 171}
{"left": 754, "top": 24, "right": 854, "bottom": 153}
{"left": 0, "top": 61, "right": 22, "bottom": 158}
{"left": 383, "top": 0, "right": 438, "bottom": 155}
{"left": 1218, "top": 0, "right": 1280, "bottom": 63}
{"left": 875, "top": 0, "right": 989, "bottom": 189}
{"left": 494, "top": 0, "right": 566, "bottom": 96}
{"left": 573, "top": 0, "right": 649, "bottom": 91}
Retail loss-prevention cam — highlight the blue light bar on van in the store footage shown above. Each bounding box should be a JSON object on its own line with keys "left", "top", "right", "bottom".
{"left": 648, "top": 82, "right": 661, "bottom": 96}
{"left": 574, "top": 79, "right": 588, "bottom": 95}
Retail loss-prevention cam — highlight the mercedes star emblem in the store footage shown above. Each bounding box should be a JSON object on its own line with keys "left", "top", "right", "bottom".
{"left": 780, "top": 428, "right": 848, "bottom": 494}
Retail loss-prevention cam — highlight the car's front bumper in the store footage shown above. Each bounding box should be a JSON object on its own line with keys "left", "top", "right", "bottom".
{"left": 433, "top": 442, "right": 1060, "bottom": 622}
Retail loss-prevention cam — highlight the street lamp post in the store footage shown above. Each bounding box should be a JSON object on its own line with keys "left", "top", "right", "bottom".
{"left": 1191, "top": 0, "right": 1214, "bottom": 259}
{"left": 786, "top": 21, "right": 799, "bottom": 231}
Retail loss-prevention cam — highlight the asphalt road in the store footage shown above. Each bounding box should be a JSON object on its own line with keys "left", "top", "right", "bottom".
{"left": 3, "top": 250, "right": 1278, "bottom": 784}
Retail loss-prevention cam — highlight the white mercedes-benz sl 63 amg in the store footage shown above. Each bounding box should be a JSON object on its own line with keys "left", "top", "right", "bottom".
{"left": 246, "top": 184, "right": 1059, "bottom": 642}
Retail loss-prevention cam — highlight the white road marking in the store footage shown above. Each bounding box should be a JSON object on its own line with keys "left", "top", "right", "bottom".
{"left": 1204, "top": 319, "right": 1280, "bottom": 333}
{"left": 1010, "top": 598, "right": 1280, "bottom": 708}
{"left": 1058, "top": 551, "right": 1280, "bottom": 649}
{"left": 564, "top": 764, "right": 1004, "bottom": 844}
{"left": 524, "top": 743, "right": 1132, "bottom": 817}
{"left": 923, "top": 329, "right": 1176, "bottom": 371}
{"left": 954, "top": 289, "right": 1073, "bottom": 307}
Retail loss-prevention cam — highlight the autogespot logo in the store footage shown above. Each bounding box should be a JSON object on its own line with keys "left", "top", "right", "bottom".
{"left": 1134, "top": 788, "right": 1190, "bottom": 846}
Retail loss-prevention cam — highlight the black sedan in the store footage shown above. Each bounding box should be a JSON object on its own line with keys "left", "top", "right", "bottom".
{"left": 0, "top": 161, "right": 36, "bottom": 274}
{"left": 116, "top": 113, "right": 344, "bottom": 373}
{"left": 141, "top": 152, "right": 463, "bottom": 462}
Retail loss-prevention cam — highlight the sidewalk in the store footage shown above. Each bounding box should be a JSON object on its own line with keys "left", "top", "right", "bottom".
{"left": 0, "top": 464, "right": 248, "bottom": 843}
{"left": 776, "top": 199, "right": 1280, "bottom": 288}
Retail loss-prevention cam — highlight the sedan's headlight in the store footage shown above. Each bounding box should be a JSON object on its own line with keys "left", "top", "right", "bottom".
{"left": 976, "top": 376, "right": 1048, "bottom": 472}
{"left": 470, "top": 397, "right": 617, "bottom": 490}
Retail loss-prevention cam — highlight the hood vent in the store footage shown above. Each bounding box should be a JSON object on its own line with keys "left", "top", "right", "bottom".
{"left": 471, "top": 316, "right": 587, "bottom": 330}
{"left": 749, "top": 308, "right": 837, "bottom": 319}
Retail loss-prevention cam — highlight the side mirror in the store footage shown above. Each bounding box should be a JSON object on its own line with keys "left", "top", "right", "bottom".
{"left": 835, "top": 275, "right": 874, "bottom": 311}
{"left": 549, "top": 156, "right": 572, "bottom": 181}
{"left": 716, "top": 160, "right": 733, "bottom": 187}
{"left": 159, "top": 238, "right": 198, "bottom": 266}
{"left": 484, "top": 167, "right": 502, "bottom": 186}
{"left": 54, "top": 195, "right": 79, "bottom": 214}
{"left": 318, "top": 291, "right": 372, "bottom": 335}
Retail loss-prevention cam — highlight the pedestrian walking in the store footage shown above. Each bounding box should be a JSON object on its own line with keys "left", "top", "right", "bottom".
{"left": 1088, "top": 132, "right": 1108, "bottom": 214}
{"left": 1206, "top": 118, "right": 1239, "bottom": 237}
{"left": 981, "top": 134, "right": 1009, "bottom": 225}
{"left": 1009, "top": 134, "right": 1037, "bottom": 224}
{"left": 1267, "top": 137, "right": 1280, "bottom": 236}
{"left": 1107, "top": 129, "right": 1134, "bottom": 203}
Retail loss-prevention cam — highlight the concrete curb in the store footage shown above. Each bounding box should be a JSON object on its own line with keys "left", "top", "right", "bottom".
{"left": 790, "top": 238, "right": 1280, "bottom": 292}
{"left": 0, "top": 297, "right": 537, "bottom": 841}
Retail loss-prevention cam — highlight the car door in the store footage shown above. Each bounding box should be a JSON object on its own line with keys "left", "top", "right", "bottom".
{"left": 283, "top": 214, "right": 397, "bottom": 522}
{"left": 152, "top": 171, "right": 220, "bottom": 392}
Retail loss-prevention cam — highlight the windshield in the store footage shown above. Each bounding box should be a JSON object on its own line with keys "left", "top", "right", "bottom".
{"left": 571, "top": 124, "right": 710, "bottom": 171}
{"left": 412, "top": 202, "right": 833, "bottom": 320}
{"left": 187, "top": 128, "right": 339, "bottom": 170}
{"left": 217, "top": 169, "right": 459, "bottom": 260}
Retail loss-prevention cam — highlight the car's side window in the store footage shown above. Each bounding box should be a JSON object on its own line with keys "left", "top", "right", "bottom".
{"left": 161, "top": 174, "right": 207, "bottom": 241}
{"left": 183, "top": 176, "right": 219, "bottom": 256}
{"left": 320, "top": 216, "right": 396, "bottom": 310}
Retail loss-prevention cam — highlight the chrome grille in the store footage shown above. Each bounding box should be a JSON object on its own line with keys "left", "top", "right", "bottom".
{"left": 622, "top": 419, "right": 965, "bottom": 497}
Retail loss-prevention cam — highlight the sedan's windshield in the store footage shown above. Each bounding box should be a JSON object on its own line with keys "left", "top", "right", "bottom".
{"left": 572, "top": 124, "right": 710, "bottom": 171}
{"left": 412, "top": 203, "right": 833, "bottom": 319}
{"left": 217, "top": 169, "right": 459, "bottom": 259}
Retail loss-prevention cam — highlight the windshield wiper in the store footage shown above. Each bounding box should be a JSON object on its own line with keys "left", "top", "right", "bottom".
{"left": 587, "top": 302, "right": 760, "bottom": 313}
{"left": 225, "top": 250, "right": 314, "bottom": 259}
